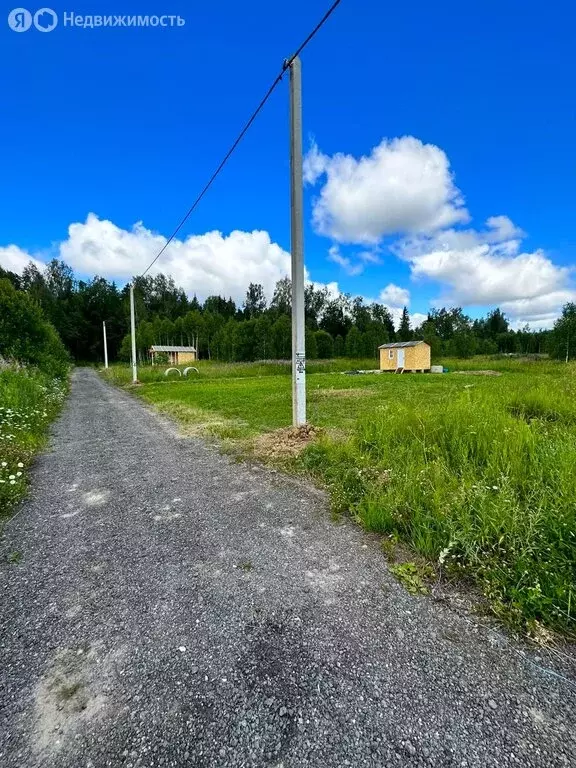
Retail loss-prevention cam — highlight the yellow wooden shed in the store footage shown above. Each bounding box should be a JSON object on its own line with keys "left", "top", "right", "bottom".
{"left": 378, "top": 341, "right": 431, "bottom": 372}
{"left": 150, "top": 345, "right": 197, "bottom": 366}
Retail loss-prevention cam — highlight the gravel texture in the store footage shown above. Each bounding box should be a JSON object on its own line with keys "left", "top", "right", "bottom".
{"left": 1, "top": 368, "right": 575, "bottom": 768}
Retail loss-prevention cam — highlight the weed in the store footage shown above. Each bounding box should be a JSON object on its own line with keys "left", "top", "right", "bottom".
{"left": 390, "top": 562, "right": 434, "bottom": 595}
{"left": 380, "top": 535, "right": 399, "bottom": 562}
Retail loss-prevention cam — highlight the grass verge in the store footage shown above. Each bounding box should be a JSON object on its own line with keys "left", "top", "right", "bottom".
{"left": 0, "top": 364, "right": 67, "bottom": 521}
{"left": 299, "top": 380, "right": 576, "bottom": 635}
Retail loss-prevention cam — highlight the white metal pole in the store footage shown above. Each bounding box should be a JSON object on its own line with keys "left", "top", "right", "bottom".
{"left": 289, "top": 55, "right": 306, "bottom": 426}
{"left": 103, "top": 321, "right": 109, "bottom": 369}
{"left": 130, "top": 283, "right": 138, "bottom": 383}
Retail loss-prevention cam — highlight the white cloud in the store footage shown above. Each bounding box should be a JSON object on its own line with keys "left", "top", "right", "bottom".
{"left": 303, "top": 141, "right": 327, "bottom": 185}
{"left": 409, "top": 247, "right": 567, "bottom": 305}
{"left": 502, "top": 291, "right": 575, "bottom": 329}
{"left": 304, "top": 136, "right": 468, "bottom": 244}
{"left": 0, "top": 214, "right": 349, "bottom": 309}
{"left": 0, "top": 245, "right": 45, "bottom": 275}
{"left": 309, "top": 279, "right": 342, "bottom": 301}
{"left": 485, "top": 215, "right": 524, "bottom": 241}
{"left": 376, "top": 283, "right": 428, "bottom": 329}
{"left": 410, "top": 312, "right": 428, "bottom": 328}
{"left": 396, "top": 216, "right": 575, "bottom": 326}
{"left": 379, "top": 283, "right": 410, "bottom": 307}
{"left": 325, "top": 245, "right": 382, "bottom": 276}
{"left": 306, "top": 131, "right": 573, "bottom": 327}
{"left": 361, "top": 282, "right": 425, "bottom": 330}
{"left": 57, "top": 213, "right": 291, "bottom": 303}
{"left": 327, "top": 245, "right": 364, "bottom": 276}
{"left": 357, "top": 249, "right": 382, "bottom": 265}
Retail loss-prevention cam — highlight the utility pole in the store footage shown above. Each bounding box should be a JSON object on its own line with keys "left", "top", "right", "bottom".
{"left": 102, "top": 321, "right": 109, "bottom": 369}
{"left": 130, "top": 283, "right": 138, "bottom": 383}
{"left": 288, "top": 55, "right": 306, "bottom": 426}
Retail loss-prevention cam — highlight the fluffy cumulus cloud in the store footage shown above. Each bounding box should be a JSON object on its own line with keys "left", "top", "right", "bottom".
{"left": 61, "top": 214, "right": 292, "bottom": 302}
{"left": 374, "top": 283, "right": 426, "bottom": 329}
{"left": 1, "top": 213, "right": 291, "bottom": 304}
{"left": 396, "top": 216, "right": 575, "bottom": 327}
{"left": 0, "top": 244, "right": 45, "bottom": 274}
{"left": 305, "top": 133, "right": 574, "bottom": 328}
{"left": 379, "top": 283, "right": 410, "bottom": 307}
{"left": 304, "top": 136, "right": 468, "bottom": 244}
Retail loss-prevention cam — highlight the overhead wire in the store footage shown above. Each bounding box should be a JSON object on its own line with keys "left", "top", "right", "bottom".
{"left": 139, "top": 0, "right": 342, "bottom": 278}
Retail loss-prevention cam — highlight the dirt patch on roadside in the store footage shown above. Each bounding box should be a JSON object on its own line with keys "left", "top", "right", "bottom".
{"left": 33, "top": 643, "right": 122, "bottom": 757}
{"left": 251, "top": 424, "right": 322, "bottom": 460}
{"left": 153, "top": 402, "right": 247, "bottom": 438}
{"left": 452, "top": 370, "right": 502, "bottom": 377}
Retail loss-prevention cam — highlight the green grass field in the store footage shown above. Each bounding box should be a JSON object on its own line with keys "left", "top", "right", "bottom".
{"left": 102, "top": 356, "right": 576, "bottom": 635}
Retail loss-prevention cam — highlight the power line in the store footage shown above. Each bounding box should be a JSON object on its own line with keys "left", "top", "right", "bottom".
{"left": 283, "top": 0, "right": 342, "bottom": 67}
{"left": 140, "top": 0, "right": 342, "bottom": 278}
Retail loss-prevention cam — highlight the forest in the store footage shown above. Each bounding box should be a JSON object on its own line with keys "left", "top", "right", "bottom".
{"left": 1, "top": 258, "right": 575, "bottom": 364}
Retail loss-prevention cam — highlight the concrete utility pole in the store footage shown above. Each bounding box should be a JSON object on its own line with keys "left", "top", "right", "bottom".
{"left": 102, "top": 321, "right": 109, "bottom": 369}
{"left": 130, "top": 283, "right": 138, "bottom": 383}
{"left": 288, "top": 55, "right": 306, "bottom": 426}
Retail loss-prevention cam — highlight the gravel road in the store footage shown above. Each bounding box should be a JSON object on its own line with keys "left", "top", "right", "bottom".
{"left": 1, "top": 368, "right": 575, "bottom": 768}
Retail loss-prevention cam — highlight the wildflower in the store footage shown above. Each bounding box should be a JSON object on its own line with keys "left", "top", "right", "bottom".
{"left": 17, "top": 462, "right": 23, "bottom": 468}
{"left": 16, "top": 472, "right": 22, "bottom": 477}
{"left": 492, "top": 485, "right": 499, "bottom": 490}
{"left": 8, "top": 475, "right": 15, "bottom": 480}
{"left": 438, "top": 542, "right": 454, "bottom": 565}
{"left": 9, "top": 480, "right": 15, "bottom": 485}
{"left": 1, "top": 461, "right": 6, "bottom": 467}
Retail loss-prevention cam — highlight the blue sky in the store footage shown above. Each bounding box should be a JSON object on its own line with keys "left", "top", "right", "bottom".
{"left": 1, "top": 0, "right": 574, "bottom": 327}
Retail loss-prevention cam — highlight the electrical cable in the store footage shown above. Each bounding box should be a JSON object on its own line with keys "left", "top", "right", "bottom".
{"left": 139, "top": 0, "right": 342, "bottom": 278}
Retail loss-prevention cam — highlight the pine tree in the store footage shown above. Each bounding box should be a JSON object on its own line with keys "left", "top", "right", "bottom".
{"left": 398, "top": 307, "right": 412, "bottom": 342}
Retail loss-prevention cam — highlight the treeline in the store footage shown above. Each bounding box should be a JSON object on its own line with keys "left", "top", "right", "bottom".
{"left": 2, "top": 259, "right": 574, "bottom": 363}
{"left": 0, "top": 261, "right": 127, "bottom": 363}
{"left": 122, "top": 278, "right": 399, "bottom": 362}
{"left": 416, "top": 307, "right": 548, "bottom": 358}
{"left": 0, "top": 277, "right": 69, "bottom": 377}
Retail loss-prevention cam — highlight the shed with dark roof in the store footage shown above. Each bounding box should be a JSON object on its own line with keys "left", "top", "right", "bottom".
{"left": 150, "top": 345, "right": 197, "bottom": 366}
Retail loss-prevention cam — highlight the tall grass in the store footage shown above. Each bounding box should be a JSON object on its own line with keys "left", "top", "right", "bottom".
{"left": 101, "top": 358, "right": 379, "bottom": 386}
{"left": 0, "top": 365, "right": 67, "bottom": 518}
{"left": 441, "top": 355, "right": 575, "bottom": 375}
{"left": 301, "top": 382, "right": 576, "bottom": 633}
